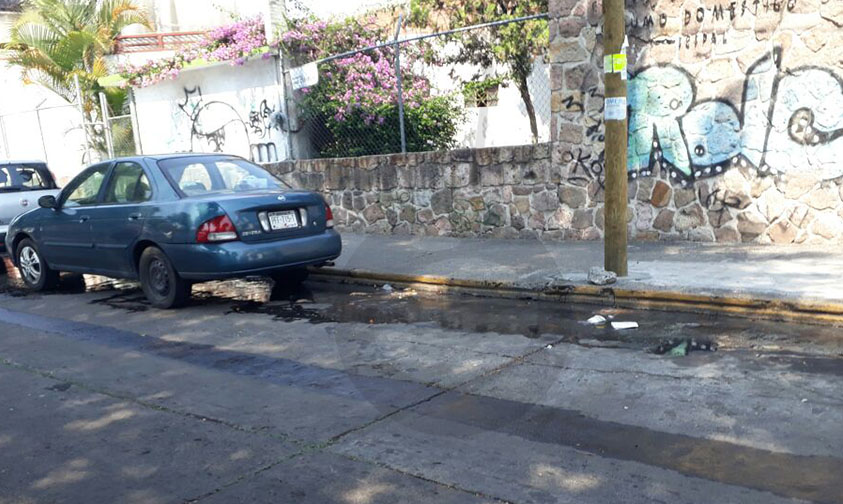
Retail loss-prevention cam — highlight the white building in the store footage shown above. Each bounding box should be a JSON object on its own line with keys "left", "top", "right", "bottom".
{"left": 132, "top": 57, "right": 287, "bottom": 162}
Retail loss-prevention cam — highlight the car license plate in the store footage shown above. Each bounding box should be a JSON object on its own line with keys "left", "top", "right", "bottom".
{"left": 268, "top": 210, "right": 299, "bottom": 230}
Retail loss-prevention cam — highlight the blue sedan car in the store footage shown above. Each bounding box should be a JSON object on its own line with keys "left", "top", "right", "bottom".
{"left": 4, "top": 154, "right": 341, "bottom": 308}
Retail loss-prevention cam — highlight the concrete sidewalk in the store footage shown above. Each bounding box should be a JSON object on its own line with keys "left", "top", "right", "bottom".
{"left": 328, "top": 233, "right": 843, "bottom": 319}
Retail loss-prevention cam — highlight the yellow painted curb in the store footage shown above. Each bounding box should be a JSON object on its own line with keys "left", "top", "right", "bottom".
{"left": 310, "top": 267, "right": 843, "bottom": 326}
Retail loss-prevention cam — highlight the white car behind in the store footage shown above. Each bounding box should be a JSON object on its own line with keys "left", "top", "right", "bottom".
{"left": 0, "top": 161, "right": 61, "bottom": 255}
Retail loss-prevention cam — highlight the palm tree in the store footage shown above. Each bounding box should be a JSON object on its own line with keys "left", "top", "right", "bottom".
{"left": 8, "top": 0, "right": 151, "bottom": 155}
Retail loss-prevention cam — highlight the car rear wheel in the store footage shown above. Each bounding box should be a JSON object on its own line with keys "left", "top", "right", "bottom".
{"left": 139, "top": 247, "right": 190, "bottom": 309}
{"left": 16, "top": 239, "right": 59, "bottom": 291}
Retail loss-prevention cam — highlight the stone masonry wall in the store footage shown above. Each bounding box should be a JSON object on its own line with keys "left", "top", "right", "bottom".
{"left": 266, "top": 144, "right": 612, "bottom": 240}
{"left": 549, "top": 0, "right": 843, "bottom": 243}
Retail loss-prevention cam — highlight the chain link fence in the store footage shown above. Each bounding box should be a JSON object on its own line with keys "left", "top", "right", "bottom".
{"left": 0, "top": 94, "right": 138, "bottom": 183}
{"left": 107, "top": 115, "right": 137, "bottom": 158}
{"left": 0, "top": 104, "right": 89, "bottom": 184}
{"left": 284, "top": 14, "right": 550, "bottom": 160}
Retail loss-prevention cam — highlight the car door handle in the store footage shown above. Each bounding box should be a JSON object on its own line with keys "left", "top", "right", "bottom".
{"left": 79, "top": 216, "right": 90, "bottom": 223}
{"left": 128, "top": 213, "right": 142, "bottom": 221}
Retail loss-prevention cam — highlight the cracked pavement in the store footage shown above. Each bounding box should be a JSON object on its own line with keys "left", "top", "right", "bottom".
{"left": 0, "top": 273, "right": 841, "bottom": 503}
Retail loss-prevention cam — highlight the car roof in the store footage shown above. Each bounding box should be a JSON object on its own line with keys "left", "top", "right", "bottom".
{"left": 99, "top": 153, "right": 244, "bottom": 163}
{"left": 0, "top": 160, "right": 47, "bottom": 166}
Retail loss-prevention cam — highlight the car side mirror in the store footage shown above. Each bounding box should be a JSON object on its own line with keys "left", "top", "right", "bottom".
{"left": 38, "top": 195, "right": 58, "bottom": 209}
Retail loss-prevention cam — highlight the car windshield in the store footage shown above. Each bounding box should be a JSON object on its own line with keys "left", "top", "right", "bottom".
{"left": 0, "top": 164, "right": 54, "bottom": 191}
{"left": 158, "top": 156, "right": 287, "bottom": 197}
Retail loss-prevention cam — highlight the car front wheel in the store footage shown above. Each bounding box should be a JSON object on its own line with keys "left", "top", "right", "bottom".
{"left": 16, "top": 238, "right": 59, "bottom": 291}
{"left": 139, "top": 246, "right": 191, "bottom": 309}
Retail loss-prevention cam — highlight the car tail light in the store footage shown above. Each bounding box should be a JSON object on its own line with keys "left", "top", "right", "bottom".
{"left": 197, "top": 214, "right": 238, "bottom": 243}
{"left": 325, "top": 204, "right": 334, "bottom": 229}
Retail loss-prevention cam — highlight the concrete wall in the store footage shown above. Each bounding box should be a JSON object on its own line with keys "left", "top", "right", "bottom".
{"left": 133, "top": 57, "right": 287, "bottom": 163}
{"left": 549, "top": 0, "right": 843, "bottom": 244}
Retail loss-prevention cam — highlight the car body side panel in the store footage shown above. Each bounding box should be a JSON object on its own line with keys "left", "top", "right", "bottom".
{"left": 88, "top": 161, "right": 164, "bottom": 276}
{"left": 88, "top": 203, "right": 148, "bottom": 276}
{"left": 39, "top": 206, "right": 96, "bottom": 270}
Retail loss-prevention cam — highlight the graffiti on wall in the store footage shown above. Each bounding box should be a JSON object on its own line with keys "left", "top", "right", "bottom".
{"left": 178, "top": 86, "right": 251, "bottom": 158}
{"left": 248, "top": 99, "right": 276, "bottom": 138}
{"left": 627, "top": 48, "right": 843, "bottom": 184}
{"left": 625, "top": 0, "right": 802, "bottom": 50}
{"left": 176, "top": 86, "right": 281, "bottom": 162}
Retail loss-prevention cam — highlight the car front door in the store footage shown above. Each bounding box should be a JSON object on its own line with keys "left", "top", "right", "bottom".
{"left": 89, "top": 161, "right": 154, "bottom": 276}
{"left": 40, "top": 163, "right": 110, "bottom": 271}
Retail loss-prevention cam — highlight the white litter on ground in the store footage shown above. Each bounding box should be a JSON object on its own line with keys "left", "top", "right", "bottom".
{"left": 611, "top": 321, "right": 639, "bottom": 330}
{"left": 586, "top": 315, "right": 607, "bottom": 325}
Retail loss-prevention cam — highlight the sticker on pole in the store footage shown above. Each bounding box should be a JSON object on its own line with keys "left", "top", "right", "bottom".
{"left": 603, "top": 54, "right": 627, "bottom": 74}
{"left": 604, "top": 97, "right": 627, "bottom": 121}
{"left": 290, "top": 62, "right": 318, "bottom": 90}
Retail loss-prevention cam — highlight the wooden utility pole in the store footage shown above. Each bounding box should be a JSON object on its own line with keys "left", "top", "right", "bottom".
{"left": 602, "top": 0, "right": 628, "bottom": 276}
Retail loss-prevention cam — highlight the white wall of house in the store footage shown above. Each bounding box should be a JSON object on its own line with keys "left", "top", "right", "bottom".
{"left": 133, "top": 57, "right": 287, "bottom": 163}
{"left": 457, "top": 61, "right": 550, "bottom": 148}
{"left": 420, "top": 56, "right": 551, "bottom": 149}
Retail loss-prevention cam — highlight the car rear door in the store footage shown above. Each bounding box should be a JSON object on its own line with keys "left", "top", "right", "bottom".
{"left": 14, "top": 162, "right": 61, "bottom": 206}
{"left": 89, "top": 161, "right": 154, "bottom": 275}
{"left": 40, "top": 163, "right": 110, "bottom": 271}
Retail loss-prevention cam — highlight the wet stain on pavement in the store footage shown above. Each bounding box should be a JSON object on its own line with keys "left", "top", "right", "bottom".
{"left": 90, "top": 291, "right": 150, "bottom": 312}
{"left": 45, "top": 382, "right": 72, "bottom": 392}
{"left": 5, "top": 258, "right": 843, "bottom": 356}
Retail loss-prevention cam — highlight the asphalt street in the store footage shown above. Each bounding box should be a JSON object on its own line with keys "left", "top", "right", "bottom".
{"left": 0, "top": 266, "right": 841, "bottom": 503}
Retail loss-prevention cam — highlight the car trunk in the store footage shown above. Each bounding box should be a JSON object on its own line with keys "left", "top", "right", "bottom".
{"left": 196, "top": 190, "right": 328, "bottom": 243}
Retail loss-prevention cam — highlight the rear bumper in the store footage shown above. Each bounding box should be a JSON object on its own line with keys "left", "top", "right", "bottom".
{"left": 162, "top": 229, "right": 342, "bottom": 280}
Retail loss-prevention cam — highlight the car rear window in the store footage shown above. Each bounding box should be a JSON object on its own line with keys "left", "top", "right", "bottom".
{"left": 0, "top": 163, "right": 55, "bottom": 191}
{"left": 0, "top": 167, "right": 12, "bottom": 189}
{"left": 158, "top": 156, "right": 288, "bottom": 196}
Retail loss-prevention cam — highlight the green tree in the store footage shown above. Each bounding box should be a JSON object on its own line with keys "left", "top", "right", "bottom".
{"left": 408, "top": 0, "right": 548, "bottom": 143}
{"left": 280, "top": 16, "right": 462, "bottom": 158}
{"left": 8, "top": 0, "right": 150, "bottom": 155}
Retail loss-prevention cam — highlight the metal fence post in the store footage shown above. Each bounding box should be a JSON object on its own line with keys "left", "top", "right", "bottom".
{"left": 128, "top": 88, "right": 143, "bottom": 155}
{"left": 0, "top": 115, "right": 8, "bottom": 158}
{"left": 74, "top": 74, "right": 92, "bottom": 163}
{"left": 394, "top": 14, "right": 406, "bottom": 154}
{"left": 34, "top": 108, "right": 49, "bottom": 164}
{"left": 99, "top": 92, "right": 114, "bottom": 158}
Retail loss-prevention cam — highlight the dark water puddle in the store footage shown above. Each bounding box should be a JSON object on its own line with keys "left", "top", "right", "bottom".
{"left": 5, "top": 258, "right": 843, "bottom": 357}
